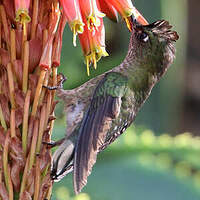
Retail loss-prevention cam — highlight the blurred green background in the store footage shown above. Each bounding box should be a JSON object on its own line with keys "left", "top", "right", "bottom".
{"left": 52, "top": 0, "right": 200, "bottom": 199}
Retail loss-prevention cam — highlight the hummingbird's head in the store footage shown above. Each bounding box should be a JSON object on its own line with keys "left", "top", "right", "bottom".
{"left": 129, "top": 19, "right": 179, "bottom": 76}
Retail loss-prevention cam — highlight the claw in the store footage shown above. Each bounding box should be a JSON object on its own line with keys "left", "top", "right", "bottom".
{"left": 57, "top": 72, "right": 67, "bottom": 88}
{"left": 43, "top": 73, "right": 67, "bottom": 90}
{"left": 43, "top": 138, "right": 65, "bottom": 148}
{"left": 43, "top": 141, "right": 57, "bottom": 147}
{"left": 43, "top": 85, "right": 59, "bottom": 90}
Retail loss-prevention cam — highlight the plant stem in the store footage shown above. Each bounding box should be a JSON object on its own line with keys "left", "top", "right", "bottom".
{"left": 33, "top": 157, "right": 40, "bottom": 200}
{"left": 22, "top": 41, "right": 29, "bottom": 93}
{"left": 0, "top": 5, "right": 9, "bottom": 47}
{"left": 22, "top": 90, "right": 31, "bottom": 155}
{"left": 0, "top": 21, "right": 1, "bottom": 48}
{"left": 0, "top": 104, "right": 7, "bottom": 131}
{"left": 46, "top": 183, "right": 53, "bottom": 200}
{"left": 51, "top": 67, "right": 57, "bottom": 106}
{"left": 29, "top": 119, "right": 39, "bottom": 170}
{"left": 3, "top": 131, "right": 9, "bottom": 190}
{"left": 10, "top": 109, "right": 16, "bottom": 138}
{"left": 39, "top": 71, "right": 49, "bottom": 105}
{"left": 31, "top": 0, "right": 39, "bottom": 39}
{"left": 7, "top": 166, "right": 13, "bottom": 200}
{"left": 36, "top": 105, "right": 46, "bottom": 154}
{"left": 19, "top": 155, "right": 30, "bottom": 199}
{"left": 10, "top": 29, "right": 16, "bottom": 62}
{"left": 7, "top": 63, "right": 15, "bottom": 109}
{"left": 45, "top": 92, "right": 52, "bottom": 128}
{"left": 31, "top": 70, "right": 46, "bottom": 116}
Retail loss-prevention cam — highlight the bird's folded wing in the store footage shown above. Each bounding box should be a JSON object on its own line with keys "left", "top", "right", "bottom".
{"left": 73, "top": 72, "right": 128, "bottom": 194}
{"left": 73, "top": 95, "right": 121, "bottom": 194}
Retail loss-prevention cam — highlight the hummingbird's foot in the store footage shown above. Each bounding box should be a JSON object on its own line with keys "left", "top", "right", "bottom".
{"left": 43, "top": 73, "right": 67, "bottom": 90}
{"left": 43, "top": 138, "right": 65, "bottom": 148}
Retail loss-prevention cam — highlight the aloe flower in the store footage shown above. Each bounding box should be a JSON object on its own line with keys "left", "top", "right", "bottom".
{"left": 60, "top": 0, "right": 84, "bottom": 46}
{"left": 79, "top": 0, "right": 105, "bottom": 31}
{"left": 61, "top": 0, "right": 148, "bottom": 75}
{"left": 79, "top": 16, "right": 108, "bottom": 75}
{"left": 0, "top": 0, "right": 147, "bottom": 199}
{"left": 98, "top": 0, "right": 118, "bottom": 22}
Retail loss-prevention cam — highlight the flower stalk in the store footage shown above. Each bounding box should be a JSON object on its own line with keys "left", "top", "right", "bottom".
{"left": 0, "top": 5, "right": 10, "bottom": 46}
{"left": 22, "top": 41, "right": 29, "bottom": 93}
{"left": 10, "top": 109, "right": 16, "bottom": 138}
{"left": 0, "top": 0, "right": 63, "bottom": 199}
{"left": 31, "top": 0, "right": 39, "bottom": 39}
{"left": 0, "top": 105, "right": 7, "bottom": 131}
{"left": 7, "top": 63, "right": 15, "bottom": 109}
{"left": 22, "top": 90, "right": 31, "bottom": 155}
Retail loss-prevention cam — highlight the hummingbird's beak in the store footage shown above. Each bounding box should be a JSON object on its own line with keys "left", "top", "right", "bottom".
{"left": 128, "top": 7, "right": 149, "bottom": 32}
{"left": 132, "top": 7, "right": 148, "bottom": 25}
{"left": 128, "top": 15, "right": 140, "bottom": 32}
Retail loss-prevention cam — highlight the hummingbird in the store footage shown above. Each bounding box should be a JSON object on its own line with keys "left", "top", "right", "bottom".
{"left": 50, "top": 19, "right": 179, "bottom": 194}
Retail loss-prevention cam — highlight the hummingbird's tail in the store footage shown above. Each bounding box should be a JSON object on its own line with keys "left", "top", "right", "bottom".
{"left": 51, "top": 134, "right": 77, "bottom": 181}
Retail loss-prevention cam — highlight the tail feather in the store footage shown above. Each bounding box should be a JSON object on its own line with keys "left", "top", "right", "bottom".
{"left": 51, "top": 138, "right": 75, "bottom": 181}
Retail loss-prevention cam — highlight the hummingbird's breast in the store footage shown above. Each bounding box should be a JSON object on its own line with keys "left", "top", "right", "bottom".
{"left": 65, "top": 76, "right": 103, "bottom": 136}
{"left": 66, "top": 100, "right": 85, "bottom": 135}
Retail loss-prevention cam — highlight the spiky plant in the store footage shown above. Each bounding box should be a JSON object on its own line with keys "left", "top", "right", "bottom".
{"left": 0, "top": 0, "right": 147, "bottom": 199}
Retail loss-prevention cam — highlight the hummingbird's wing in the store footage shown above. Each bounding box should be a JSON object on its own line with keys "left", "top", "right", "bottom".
{"left": 73, "top": 72, "right": 128, "bottom": 194}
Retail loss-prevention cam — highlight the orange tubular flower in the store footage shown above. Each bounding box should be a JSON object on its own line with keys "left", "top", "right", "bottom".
{"left": 101, "top": 0, "right": 148, "bottom": 29}
{"left": 98, "top": 0, "right": 118, "bottom": 22}
{"left": 52, "top": 15, "right": 67, "bottom": 67}
{"left": 107, "top": 0, "right": 135, "bottom": 18}
{"left": 79, "top": 0, "right": 105, "bottom": 31}
{"left": 60, "top": 0, "right": 84, "bottom": 46}
{"left": 79, "top": 17, "right": 108, "bottom": 76}
{"left": 15, "top": 0, "right": 31, "bottom": 34}
{"left": 39, "top": 3, "right": 61, "bottom": 70}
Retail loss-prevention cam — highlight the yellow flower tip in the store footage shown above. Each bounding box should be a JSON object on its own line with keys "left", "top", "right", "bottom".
{"left": 85, "top": 53, "right": 96, "bottom": 75}
{"left": 125, "top": 17, "right": 132, "bottom": 32}
{"left": 124, "top": 7, "right": 135, "bottom": 18}
{"left": 86, "top": 58, "right": 90, "bottom": 76}
{"left": 122, "top": 7, "right": 147, "bottom": 31}
{"left": 85, "top": 47, "right": 109, "bottom": 74}
{"left": 87, "top": 16, "right": 100, "bottom": 31}
{"left": 87, "top": 10, "right": 105, "bottom": 31}
{"left": 96, "top": 47, "right": 109, "bottom": 62}
{"left": 73, "top": 30, "right": 77, "bottom": 47}
{"left": 15, "top": 10, "right": 31, "bottom": 37}
{"left": 92, "top": 52, "right": 97, "bottom": 69}
{"left": 93, "top": 60, "right": 97, "bottom": 69}
{"left": 71, "top": 20, "right": 84, "bottom": 46}
{"left": 15, "top": 9, "right": 31, "bottom": 24}
{"left": 128, "top": 7, "right": 148, "bottom": 26}
{"left": 97, "top": 11, "right": 106, "bottom": 18}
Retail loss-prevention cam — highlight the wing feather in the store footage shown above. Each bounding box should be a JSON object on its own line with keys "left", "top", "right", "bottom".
{"left": 74, "top": 96, "right": 117, "bottom": 194}
{"left": 73, "top": 72, "right": 127, "bottom": 194}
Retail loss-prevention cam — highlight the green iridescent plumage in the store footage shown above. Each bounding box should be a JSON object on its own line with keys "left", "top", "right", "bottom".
{"left": 51, "top": 20, "right": 179, "bottom": 194}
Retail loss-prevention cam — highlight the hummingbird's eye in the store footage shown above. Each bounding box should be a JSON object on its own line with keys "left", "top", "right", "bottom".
{"left": 138, "top": 32, "right": 149, "bottom": 42}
